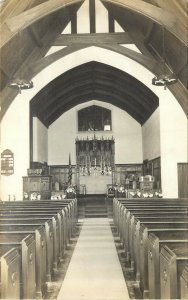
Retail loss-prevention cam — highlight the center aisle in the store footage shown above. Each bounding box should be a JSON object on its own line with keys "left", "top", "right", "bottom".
{"left": 57, "top": 218, "right": 130, "bottom": 300}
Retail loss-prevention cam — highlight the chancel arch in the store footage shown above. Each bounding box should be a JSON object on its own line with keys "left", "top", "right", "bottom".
{"left": 0, "top": 45, "right": 187, "bottom": 200}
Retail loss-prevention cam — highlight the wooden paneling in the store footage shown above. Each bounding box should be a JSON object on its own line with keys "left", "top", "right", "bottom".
{"left": 178, "top": 163, "right": 188, "bottom": 198}
{"left": 143, "top": 157, "right": 161, "bottom": 189}
{"left": 114, "top": 164, "right": 142, "bottom": 186}
{"left": 50, "top": 166, "right": 76, "bottom": 190}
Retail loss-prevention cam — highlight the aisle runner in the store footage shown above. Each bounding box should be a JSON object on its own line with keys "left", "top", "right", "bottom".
{"left": 57, "top": 218, "right": 129, "bottom": 300}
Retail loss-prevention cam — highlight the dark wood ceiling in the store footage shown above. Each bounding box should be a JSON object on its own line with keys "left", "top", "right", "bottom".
{"left": 0, "top": 0, "right": 187, "bottom": 124}
{"left": 30, "top": 61, "right": 159, "bottom": 126}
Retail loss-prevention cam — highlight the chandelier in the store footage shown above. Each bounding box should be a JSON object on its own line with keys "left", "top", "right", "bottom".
{"left": 152, "top": 26, "right": 177, "bottom": 89}
{"left": 9, "top": 30, "right": 34, "bottom": 93}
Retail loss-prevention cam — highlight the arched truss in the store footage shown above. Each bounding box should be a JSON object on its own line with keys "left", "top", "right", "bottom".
{"left": 0, "top": 0, "right": 187, "bottom": 121}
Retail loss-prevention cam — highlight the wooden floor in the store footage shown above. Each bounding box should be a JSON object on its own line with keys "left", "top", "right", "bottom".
{"left": 57, "top": 218, "right": 130, "bottom": 300}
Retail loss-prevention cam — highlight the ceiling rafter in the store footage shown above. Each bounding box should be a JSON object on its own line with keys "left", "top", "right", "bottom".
{"left": 101, "top": 0, "right": 188, "bottom": 46}
{"left": 1, "top": 41, "right": 187, "bottom": 120}
{"left": 37, "top": 77, "right": 152, "bottom": 119}
{"left": 34, "top": 65, "right": 155, "bottom": 116}
{"left": 44, "top": 90, "right": 145, "bottom": 126}
{"left": 27, "top": 26, "right": 43, "bottom": 48}
{"left": 0, "top": 0, "right": 187, "bottom": 121}
{"left": 30, "top": 61, "right": 158, "bottom": 126}
{"left": 0, "top": 0, "right": 84, "bottom": 48}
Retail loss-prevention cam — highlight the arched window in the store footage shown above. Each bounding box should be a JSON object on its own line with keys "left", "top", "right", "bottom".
{"left": 78, "top": 105, "right": 112, "bottom": 132}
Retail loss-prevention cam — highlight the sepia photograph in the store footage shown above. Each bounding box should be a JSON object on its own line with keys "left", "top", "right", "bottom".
{"left": 0, "top": 0, "right": 188, "bottom": 299}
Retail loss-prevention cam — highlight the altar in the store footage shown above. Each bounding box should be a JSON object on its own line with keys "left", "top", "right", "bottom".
{"left": 80, "top": 173, "right": 112, "bottom": 194}
{"left": 75, "top": 136, "right": 115, "bottom": 194}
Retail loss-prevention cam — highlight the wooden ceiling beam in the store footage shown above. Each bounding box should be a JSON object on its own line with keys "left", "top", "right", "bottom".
{"left": 175, "top": 63, "right": 187, "bottom": 77}
{"left": 144, "top": 21, "right": 155, "bottom": 45}
{"left": 71, "top": 12, "right": 77, "bottom": 33}
{"left": 32, "top": 43, "right": 157, "bottom": 76}
{"left": 153, "top": 0, "right": 187, "bottom": 26}
{"left": 89, "top": 0, "right": 96, "bottom": 33}
{"left": 108, "top": 12, "right": 115, "bottom": 33}
{"left": 53, "top": 32, "right": 133, "bottom": 46}
{"left": 101, "top": 0, "right": 188, "bottom": 46}
{"left": 41, "top": 87, "right": 145, "bottom": 126}
{"left": 27, "top": 26, "right": 43, "bottom": 48}
{"left": 1, "top": 42, "right": 187, "bottom": 121}
{"left": 36, "top": 77, "right": 152, "bottom": 117}
{"left": 0, "top": 0, "right": 33, "bottom": 24}
{"left": 0, "top": 0, "right": 84, "bottom": 48}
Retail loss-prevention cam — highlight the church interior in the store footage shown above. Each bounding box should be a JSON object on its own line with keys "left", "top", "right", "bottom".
{"left": 0, "top": 0, "right": 188, "bottom": 299}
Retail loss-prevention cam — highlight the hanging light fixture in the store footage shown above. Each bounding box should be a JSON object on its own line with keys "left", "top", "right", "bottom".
{"left": 9, "top": 30, "right": 34, "bottom": 93}
{"left": 152, "top": 26, "right": 177, "bottom": 90}
{"left": 9, "top": 79, "right": 33, "bottom": 93}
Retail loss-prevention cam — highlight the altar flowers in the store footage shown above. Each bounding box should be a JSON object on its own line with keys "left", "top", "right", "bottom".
{"left": 66, "top": 185, "right": 76, "bottom": 199}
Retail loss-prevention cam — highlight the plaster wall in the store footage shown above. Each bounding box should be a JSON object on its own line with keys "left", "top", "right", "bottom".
{"left": 33, "top": 117, "right": 48, "bottom": 163}
{"left": 48, "top": 100, "right": 143, "bottom": 165}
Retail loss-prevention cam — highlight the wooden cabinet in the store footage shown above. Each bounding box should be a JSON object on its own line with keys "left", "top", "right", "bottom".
{"left": 23, "top": 176, "right": 52, "bottom": 199}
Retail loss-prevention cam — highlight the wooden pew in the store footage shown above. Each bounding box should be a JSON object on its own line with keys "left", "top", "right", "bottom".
{"left": 113, "top": 198, "right": 188, "bottom": 298}
{"left": 0, "top": 248, "right": 21, "bottom": 299}
{"left": 0, "top": 204, "right": 71, "bottom": 250}
{"left": 0, "top": 221, "right": 53, "bottom": 282}
{"left": 0, "top": 214, "right": 60, "bottom": 272}
{"left": 131, "top": 217, "right": 188, "bottom": 277}
{"left": 124, "top": 208, "right": 188, "bottom": 260}
{"left": 116, "top": 201, "right": 188, "bottom": 241}
{"left": 160, "top": 244, "right": 188, "bottom": 299}
{"left": 123, "top": 213, "right": 188, "bottom": 250}
{"left": 180, "top": 265, "right": 188, "bottom": 299}
{"left": 0, "top": 204, "right": 76, "bottom": 269}
{"left": 0, "top": 199, "right": 77, "bottom": 296}
{"left": 148, "top": 234, "right": 188, "bottom": 299}
{"left": 0, "top": 201, "right": 77, "bottom": 281}
{"left": 113, "top": 198, "right": 188, "bottom": 231}
{"left": 114, "top": 198, "right": 188, "bottom": 232}
{"left": 0, "top": 199, "right": 77, "bottom": 235}
{"left": 0, "top": 229, "right": 46, "bottom": 299}
{"left": 0, "top": 234, "right": 36, "bottom": 299}
{"left": 139, "top": 228, "right": 188, "bottom": 298}
{"left": 122, "top": 207, "right": 188, "bottom": 251}
{"left": 0, "top": 209, "right": 66, "bottom": 255}
{"left": 114, "top": 200, "right": 188, "bottom": 259}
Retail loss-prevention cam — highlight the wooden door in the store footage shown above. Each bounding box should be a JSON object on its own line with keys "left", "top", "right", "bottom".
{"left": 178, "top": 163, "right": 188, "bottom": 197}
